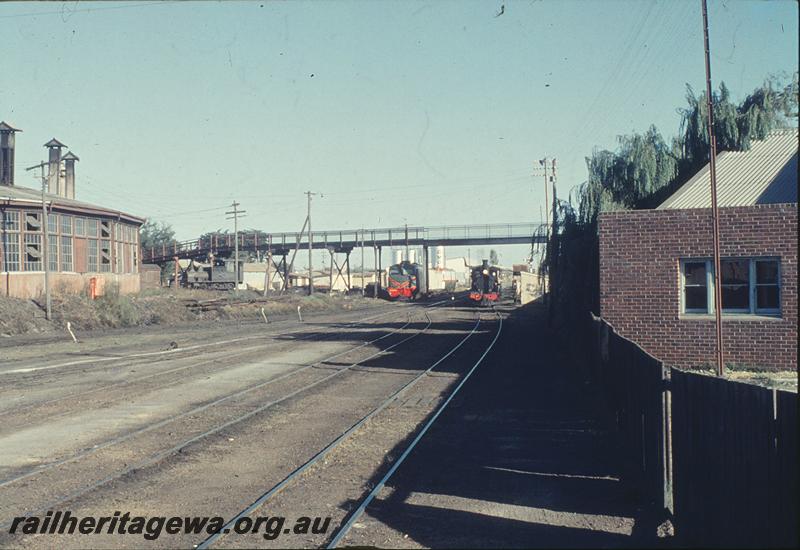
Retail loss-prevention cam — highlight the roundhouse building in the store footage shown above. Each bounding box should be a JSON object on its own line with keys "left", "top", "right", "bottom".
{"left": 1, "top": 122, "right": 144, "bottom": 299}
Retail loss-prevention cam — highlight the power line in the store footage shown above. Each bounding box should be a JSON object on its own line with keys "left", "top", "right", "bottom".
{"left": 0, "top": 1, "right": 180, "bottom": 19}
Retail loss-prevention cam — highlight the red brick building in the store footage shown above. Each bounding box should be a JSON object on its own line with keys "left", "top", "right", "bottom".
{"left": 1, "top": 122, "right": 144, "bottom": 299}
{"left": 599, "top": 129, "right": 797, "bottom": 370}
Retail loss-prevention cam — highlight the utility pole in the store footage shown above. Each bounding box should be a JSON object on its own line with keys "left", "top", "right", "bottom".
{"left": 404, "top": 223, "right": 409, "bottom": 261}
{"left": 25, "top": 161, "right": 51, "bottom": 320}
{"left": 702, "top": 0, "right": 724, "bottom": 376}
{"left": 305, "top": 191, "right": 318, "bottom": 295}
{"left": 225, "top": 201, "right": 246, "bottom": 293}
{"left": 361, "top": 228, "right": 365, "bottom": 297}
{"left": 537, "top": 157, "right": 557, "bottom": 237}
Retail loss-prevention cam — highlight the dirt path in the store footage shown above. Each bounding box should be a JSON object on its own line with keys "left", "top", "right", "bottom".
{"left": 338, "top": 303, "right": 654, "bottom": 548}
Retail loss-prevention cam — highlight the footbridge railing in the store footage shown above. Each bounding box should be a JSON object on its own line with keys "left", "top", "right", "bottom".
{"left": 143, "top": 222, "right": 548, "bottom": 264}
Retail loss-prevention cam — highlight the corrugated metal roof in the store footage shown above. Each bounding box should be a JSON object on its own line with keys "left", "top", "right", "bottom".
{"left": 658, "top": 128, "right": 798, "bottom": 209}
{"left": 0, "top": 183, "right": 144, "bottom": 223}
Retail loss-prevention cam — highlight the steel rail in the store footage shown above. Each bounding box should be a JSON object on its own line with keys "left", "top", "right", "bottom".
{"left": 0, "top": 304, "right": 451, "bottom": 528}
{"left": 326, "top": 306, "right": 503, "bottom": 548}
{"left": 0, "top": 305, "right": 425, "bottom": 422}
{"left": 0, "top": 305, "right": 405, "bottom": 377}
{"left": 0, "top": 312, "right": 427, "bottom": 490}
{"left": 195, "top": 309, "right": 484, "bottom": 549}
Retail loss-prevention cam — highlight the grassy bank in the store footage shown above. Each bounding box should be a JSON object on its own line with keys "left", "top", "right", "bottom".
{"left": 0, "top": 287, "right": 377, "bottom": 336}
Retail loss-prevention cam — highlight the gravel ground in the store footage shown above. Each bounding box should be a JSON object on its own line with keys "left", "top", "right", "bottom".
{"left": 1, "top": 297, "right": 655, "bottom": 549}
{"left": 0, "top": 297, "right": 473, "bottom": 548}
{"left": 338, "top": 302, "right": 657, "bottom": 549}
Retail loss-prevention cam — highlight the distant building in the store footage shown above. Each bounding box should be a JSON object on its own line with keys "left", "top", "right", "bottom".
{"left": 444, "top": 256, "right": 471, "bottom": 286}
{"left": 1, "top": 122, "right": 144, "bottom": 299}
{"left": 599, "top": 129, "right": 797, "bottom": 370}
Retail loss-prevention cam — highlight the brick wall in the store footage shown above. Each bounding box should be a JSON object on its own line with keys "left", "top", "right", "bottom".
{"left": 599, "top": 203, "right": 797, "bottom": 370}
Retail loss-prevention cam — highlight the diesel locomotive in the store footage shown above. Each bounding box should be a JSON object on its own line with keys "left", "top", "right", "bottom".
{"left": 386, "top": 260, "right": 426, "bottom": 300}
{"left": 469, "top": 260, "right": 501, "bottom": 304}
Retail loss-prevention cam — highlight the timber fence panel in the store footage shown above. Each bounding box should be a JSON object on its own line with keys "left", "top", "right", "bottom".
{"left": 671, "top": 371, "right": 792, "bottom": 548}
{"left": 772, "top": 390, "right": 798, "bottom": 547}
{"left": 590, "top": 317, "right": 797, "bottom": 547}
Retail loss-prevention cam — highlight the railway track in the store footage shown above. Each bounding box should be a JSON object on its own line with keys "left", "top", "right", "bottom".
{"left": 0, "top": 304, "right": 433, "bottom": 427}
{"left": 326, "top": 306, "right": 503, "bottom": 548}
{"left": 0, "top": 315, "right": 421, "bottom": 491}
{"left": 0, "top": 299, "right": 464, "bottom": 530}
{"left": 192, "top": 306, "right": 504, "bottom": 549}
{"left": 0, "top": 304, "right": 405, "bottom": 378}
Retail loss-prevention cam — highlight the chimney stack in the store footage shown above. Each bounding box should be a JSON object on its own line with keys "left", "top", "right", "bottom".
{"left": 61, "top": 151, "right": 79, "bottom": 200}
{"left": 0, "top": 121, "right": 21, "bottom": 186}
{"left": 44, "top": 138, "right": 67, "bottom": 195}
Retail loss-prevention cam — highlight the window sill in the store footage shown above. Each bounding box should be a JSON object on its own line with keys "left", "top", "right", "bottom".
{"left": 680, "top": 313, "right": 783, "bottom": 322}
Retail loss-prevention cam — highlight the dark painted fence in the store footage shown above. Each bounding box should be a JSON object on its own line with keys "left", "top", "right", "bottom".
{"left": 589, "top": 314, "right": 798, "bottom": 548}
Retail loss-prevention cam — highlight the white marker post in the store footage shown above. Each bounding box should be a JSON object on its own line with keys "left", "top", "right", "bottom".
{"left": 66, "top": 321, "right": 78, "bottom": 343}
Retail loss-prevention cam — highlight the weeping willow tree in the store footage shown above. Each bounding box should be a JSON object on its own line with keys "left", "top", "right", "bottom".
{"left": 544, "top": 74, "right": 798, "bottom": 335}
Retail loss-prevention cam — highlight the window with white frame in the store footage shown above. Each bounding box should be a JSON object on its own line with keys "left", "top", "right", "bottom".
{"left": 681, "top": 258, "right": 781, "bottom": 315}
{"left": 48, "top": 238, "right": 59, "bottom": 272}
{"left": 87, "top": 238, "right": 98, "bottom": 272}
{"left": 61, "top": 214, "right": 72, "bottom": 236}
{"left": 60, "top": 236, "right": 73, "bottom": 272}
{"left": 24, "top": 234, "right": 42, "bottom": 271}
{"left": 1, "top": 211, "right": 20, "bottom": 272}
{"left": 115, "top": 241, "right": 124, "bottom": 273}
{"left": 100, "top": 239, "right": 111, "bottom": 272}
{"left": 1, "top": 210, "right": 19, "bottom": 232}
{"left": 1, "top": 232, "right": 20, "bottom": 272}
{"left": 47, "top": 212, "right": 58, "bottom": 234}
{"left": 86, "top": 218, "right": 98, "bottom": 238}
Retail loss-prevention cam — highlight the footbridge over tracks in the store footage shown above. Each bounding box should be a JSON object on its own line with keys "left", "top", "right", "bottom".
{"left": 144, "top": 223, "right": 548, "bottom": 264}
{"left": 144, "top": 222, "right": 548, "bottom": 293}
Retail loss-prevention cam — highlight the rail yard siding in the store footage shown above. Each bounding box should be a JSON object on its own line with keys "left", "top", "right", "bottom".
{"left": 599, "top": 203, "right": 797, "bottom": 370}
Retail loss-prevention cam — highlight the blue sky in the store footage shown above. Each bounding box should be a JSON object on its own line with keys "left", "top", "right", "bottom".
{"left": 1, "top": 0, "right": 797, "bottom": 264}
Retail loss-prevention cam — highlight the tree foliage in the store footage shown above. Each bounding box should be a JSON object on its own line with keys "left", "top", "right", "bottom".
{"left": 544, "top": 74, "right": 797, "bottom": 335}
{"left": 140, "top": 220, "right": 175, "bottom": 251}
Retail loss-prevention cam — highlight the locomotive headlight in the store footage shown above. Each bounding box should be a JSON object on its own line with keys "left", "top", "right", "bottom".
{"left": 482, "top": 269, "right": 489, "bottom": 275}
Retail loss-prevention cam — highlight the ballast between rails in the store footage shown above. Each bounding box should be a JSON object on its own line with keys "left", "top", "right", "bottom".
{"left": 195, "top": 304, "right": 484, "bottom": 549}
{"left": 0, "top": 301, "right": 454, "bottom": 530}
{"left": 0, "top": 306, "right": 402, "bottom": 377}
{"left": 326, "top": 305, "right": 503, "bottom": 548}
{"left": 0, "top": 305, "right": 432, "bottom": 427}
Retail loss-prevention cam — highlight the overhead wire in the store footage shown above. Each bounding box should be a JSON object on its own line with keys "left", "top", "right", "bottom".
{"left": 0, "top": 1, "right": 180, "bottom": 19}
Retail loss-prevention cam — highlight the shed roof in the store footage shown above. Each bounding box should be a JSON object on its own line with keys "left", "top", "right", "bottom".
{"left": 658, "top": 128, "right": 798, "bottom": 209}
{"left": 0, "top": 184, "right": 144, "bottom": 225}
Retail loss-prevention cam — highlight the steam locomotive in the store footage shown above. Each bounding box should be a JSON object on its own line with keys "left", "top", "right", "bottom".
{"left": 386, "top": 261, "right": 426, "bottom": 300}
{"left": 170, "top": 256, "right": 243, "bottom": 290}
{"left": 469, "top": 260, "right": 501, "bottom": 304}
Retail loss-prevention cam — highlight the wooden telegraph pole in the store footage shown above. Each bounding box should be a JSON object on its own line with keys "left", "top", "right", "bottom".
{"left": 701, "top": 0, "right": 725, "bottom": 376}
{"left": 225, "top": 201, "right": 246, "bottom": 293}
{"left": 25, "top": 161, "right": 51, "bottom": 320}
